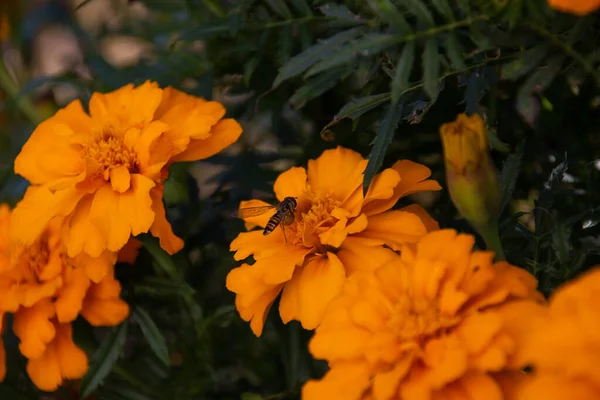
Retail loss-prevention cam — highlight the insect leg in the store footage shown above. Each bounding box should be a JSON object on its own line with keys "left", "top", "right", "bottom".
{"left": 281, "top": 224, "right": 288, "bottom": 244}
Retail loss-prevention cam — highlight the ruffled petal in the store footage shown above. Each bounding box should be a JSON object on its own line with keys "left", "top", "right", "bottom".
{"left": 337, "top": 237, "right": 398, "bottom": 276}
{"left": 353, "top": 210, "right": 429, "bottom": 251}
{"left": 279, "top": 267, "right": 303, "bottom": 324}
{"left": 81, "top": 273, "right": 129, "bottom": 326}
{"left": 274, "top": 167, "right": 307, "bottom": 201}
{"left": 63, "top": 194, "right": 107, "bottom": 258}
{"left": 149, "top": 185, "right": 184, "bottom": 255}
{"left": 302, "top": 362, "right": 371, "bottom": 400}
{"left": 12, "top": 300, "right": 56, "bottom": 359}
{"left": 298, "top": 253, "right": 346, "bottom": 330}
{"left": 171, "top": 119, "right": 243, "bottom": 162}
{"left": 55, "top": 266, "right": 91, "bottom": 323}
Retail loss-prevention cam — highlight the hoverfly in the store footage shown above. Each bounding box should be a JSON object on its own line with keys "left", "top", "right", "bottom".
{"left": 233, "top": 197, "right": 298, "bottom": 243}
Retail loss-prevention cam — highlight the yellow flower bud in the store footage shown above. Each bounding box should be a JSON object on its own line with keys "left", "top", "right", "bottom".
{"left": 440, "top": 113, "right": 504, "bottom": 259}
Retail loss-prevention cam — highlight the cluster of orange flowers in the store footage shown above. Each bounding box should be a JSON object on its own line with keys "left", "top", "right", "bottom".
{"left": 1, "top": 81, "right": 242, "bottom": 391}
{"left": 228, "top": 115, "right": 600, "bottom": 399}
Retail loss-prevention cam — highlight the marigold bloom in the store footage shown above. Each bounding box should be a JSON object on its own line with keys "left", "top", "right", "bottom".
{"left": 11, "top": 81, "right": 242, "bottom": 257}
{"left": 547, "top": 0, "right": 600, "bottom": 15}
{"left": 497, "top": 267, "right": 600, "bottom": 399}
{"left": 0, "top": 204, "right": 129, "bottom": 391}
{"left": 226, "top": 146, "right": 442, "bottom": 336}
{"left": 302, "top": 229, "right": 542, "bottom": 400}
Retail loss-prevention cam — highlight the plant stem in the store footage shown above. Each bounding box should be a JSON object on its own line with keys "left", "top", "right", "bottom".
{"left": 478, "top": 220, "right": 506, "bottom": 261}
{"left": 0, "top": 58, "right": 44, "bottom": 124}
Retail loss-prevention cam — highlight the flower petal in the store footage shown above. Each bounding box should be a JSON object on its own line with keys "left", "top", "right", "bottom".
{"left": 63, "top": 194, "right": 107, "bottom": 258}
{"left": 10, "top": 186, "right": 85, "bottom": 247}
{"left": 81, "top": 273, "right": 129, "bottom": 326}
{"left": 307, "top": 146, "right": 368, "bottom": 202}
{"left": 337, "top": 237, "right": 398, "bottom": 276}
{"left": 362, "top": 160, "right": 441, "bottom": 216}
{"left": 12, "top": 300, "right": 56, "bottom": 359}
{"left": 55, "top": 266, "right": 91, "bottom": 323}
{"left": 149, "top": 185, "right": 184, "bottom": 255}
{"left": 274, "top": 167, "right": 307, "bottom": 201}
{"left": 302, "top": 362, "right": 371, "bottom": 400}
{"left": 171, "top": 119, "right": 243, "bottom": 162}
{"left": 109, "top": 165, "right": 131, "bottom": 193}
{"left": 353, "top": 210, "right": 429, "bottom": 251}
{"left": 279, "top": 266, "right": 303, "bottom": 324}
{"left": 298, "top": 253, "right": 346, "bottom": 330}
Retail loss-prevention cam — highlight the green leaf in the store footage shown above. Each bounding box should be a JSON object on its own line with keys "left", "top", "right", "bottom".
{"left": 321, "top": 92, "right": 391, "bottom": 132}
{"left": 391, "top": 42, "right": 415, "bottom": 104}
{"left": 431, "top": 0, "right": 454, "bottom": 20}
{"left": 140, "top": 236, "right": 179, "bottom": 281}
{"left": 502, "top": 0, "right": 523, "bottom": 30}
{"left": 551, "top": 217, "right": 571, "bottom": 265}
{"left": 133, "top": 307, "right": 170, "bottom": 367}
{"left": 290, "top": 0, "right": 313, "bottom": 16}
{"left": 500, "top": 44, "right": 550, "bottom": 81}
{"left": 273, "top": 27, "right": 364, "bottom": 87}
{"left": 319, "top": 3, "right": 363, "bottom": 21}
{"left": 289, "top": 65, "right": 354, "bottom": 108}
{"left": 444, "top": 33, "right": 466, "bottom": 70}
{"left": 366, "top": 0, "right": 411, "bottom": 33}
{"left": 422, "top": 38, "right": 440, "bottom": 100}
{"left": 305, "top": 34, "right": 401, "bottom": 77}
{"left": 499, "top": 140, "right": 525, "bottom": 214}
{"left": 265, "top": 0, "right": 293, "bottom": 18}
{"left": 134, "top": 276, "right": 196, "bottom": 298}
{"left": 80, "top": 321, "right": 129, "bottom": 398}
{"left": 177, "top": 18, "right": 232, "bottom": 42}
{"left": 363, "top": 101, "right": 404, "bottom": 195}
{"left": 399, "top": 0, "right": 435, "bottom": 26}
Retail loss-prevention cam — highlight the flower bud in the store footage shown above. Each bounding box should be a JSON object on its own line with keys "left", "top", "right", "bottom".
{"left": 440, "top": 113, "right": 500, "bottom": 230}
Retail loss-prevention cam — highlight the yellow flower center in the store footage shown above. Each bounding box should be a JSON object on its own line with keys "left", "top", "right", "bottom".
{"left": 387, "top": 294, "right": 460, "bottom": 345}
{"left": 292, "top": 190, "right": 341, "bottom": 249}
{"left": 84, "top": 132, "right": 138, "bottom": 179}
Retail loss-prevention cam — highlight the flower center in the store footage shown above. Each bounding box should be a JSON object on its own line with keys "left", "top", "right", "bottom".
{"left": 387, "top": 294, "right": 460, "bottom": 345}
{"left": 292, "top": 190, "right": 341, "bottom": 248}
{"left": 84, "top": 132, "right": 137, "bottom": 179}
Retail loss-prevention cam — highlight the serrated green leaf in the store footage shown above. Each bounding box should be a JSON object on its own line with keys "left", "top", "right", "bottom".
{"left": 273, "top": 27, "right": 364, "bottom": 87}
{"left": 363, "top": 101, "right": 404, "bottom": 195}
{"left": 140, "top": 236, "right": 179, "bottom": 280}
{"left": 305, "top": 34, "right": 401, "bottom": 77}
{"left": 366, "top": 0, "right": 411, "bottom": 33}
{"left": 291, "top": 0, "right": 313, "bottom": 15}
{"left": 265, "top": 0, "right": 293, "bottom": 18}
{"left": 431, "top": 0, "right": 454, "bottom": 20}
{"left": 422, "top": 38, "right": 440, "bottom": 100}
{"left": 551, "top": 218, "right": 571, "bottom": 265}
{"left": 444, "top": 33, "right": 466, "bottom": 70}
{"left": 499, "top": 140, "right": 525, "bottom": 214}
{"left": 319, "top": 3, "right": 363, "bottom": 21}
{"left": 391, "top": 42, "right": 414, "bottom": 104}
{"left": 289, "top": 65, "right": 353, "bottom": 108}
{"left": 80, "top": 321, "right": 129, "bottom": 398}
{"left": 277, "top": 25, "right": 293, "bottom": 66}
{"left": 177, "top": 18, "right": 232, "bottom": 42}
{"left": 321, "top": 92, "right": 391, "bottom": 132}
{"left": 500, "top": 44, "right": 550, "bottom": 81}
{"left": 502, "top": 0, "right": 523, "bottom": 30}
{"left": 399, "top": 0, "right": 435, "bottom": 26}
{"left": 133, "top": 307, "right": 170, "bottom": 367}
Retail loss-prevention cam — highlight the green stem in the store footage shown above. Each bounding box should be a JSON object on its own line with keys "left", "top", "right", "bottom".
{"left": 478, "top": 220, "right": 506, "bottom": 261}
{"left": 0, "top": 58, "right": 44, "bottom": 125}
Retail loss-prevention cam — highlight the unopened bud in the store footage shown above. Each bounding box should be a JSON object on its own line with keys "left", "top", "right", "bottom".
{"left": 440, "top": 113, "right": 500, "bottom": 230}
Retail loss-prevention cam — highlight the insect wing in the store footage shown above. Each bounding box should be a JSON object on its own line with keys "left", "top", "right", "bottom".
{"left": 233, "top": 205, "right": 276, "bottom": 218}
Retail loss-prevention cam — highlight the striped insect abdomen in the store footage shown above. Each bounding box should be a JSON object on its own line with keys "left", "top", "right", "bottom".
{"left": 263, "top": 211, "right": 283, "bottom": 235}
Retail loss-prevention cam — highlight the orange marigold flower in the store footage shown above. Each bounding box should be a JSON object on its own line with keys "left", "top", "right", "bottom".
{"left": 547, "top": 0, "right": 600, "bottom": 15}
{"left": 302, "top": 229, "right": 543, "bottom": 400}
{"left": 226, "top": 146, "right": 442, "bottom": 336}
{"left": 0, "top": 204, "right": 129, "bottom": 390}
{"left": 497, "top": 267, "right": 600, "bottom": 399}
{"left": 11, "top": 81, "right": 242, "bottom": 257}
{"left": 0, "top": 312, "right": 5, "bottom": 381}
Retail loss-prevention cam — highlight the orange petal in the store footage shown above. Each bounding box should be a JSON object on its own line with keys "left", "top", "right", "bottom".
{"left": 172, "top": 119, "right": 243, "bottom": 162}
{"left": 273, "top": 167, "right": 307, "bottom": 201}
{"left": 10, "top": 186, "right": 85, "bottom": 247}
{"left": 261, "top": 246, "right": 311, "bottom": 285}
{"left": 55, "top": 266, "right": 91, "bottom": 323}
{"left": 63, "top": 194, "right": 108, "bottom": 258}
{"left": 88, "top": 81, "right": 163, "bottom": 130}
{"left": 399, "top": 204, "right": 439, "bottom": 232}
{"left": 12, "top": 300, "right": 56, "bottom": 359}
{"left": 233, "top": 280, "right": 283, "bottom": 337}
{"left": 362, "top": 160, "right": 441, "bottom": 216}
{"left": 422, "top": 336, "right": 468, "bottom": 387}
{"left": 109, "top": 165, "right": 131, "bottom": 193}
{"left": 302, "top": 362, "right": 371, "bottom": 400}
{"left": 353, "top": 210, "right": 429, "bottom": 251}
{"left": 337, "top": 237, "right": 398, "bottom": 276}
{"left": 81, "top": 274, "right": 129, "bottom": 326}
{"left": 0, "top": 313, "right": 5, "bottom": 381}
{"left": 373, "top": 361, "right": 411, "bottom": 400}
{"left": 26, "top": 322, "right": 88, "bottom": 392}
{"left": 279, "top": 267, "right": 303, "bottom": 324}
{"left": 90, "top": 174, "right": 155, "bottom": 253}
{"left": 231, "top": 228, "right": 288, "bottom": 261}
{"left": 547, "top": 0, "right": 600, "bottom": 16}
{"left": 359, "top": 168, "right": 401, "bottom": 215}
{"left": 307, "top": 146, "right": 368, "bottom": 203}
{"left": 298, "top": 253, "right": 346, "bottom": 330}
{"left": 149, "top": 185, "right": 184, "bottom": 255}
{"left": 117, "top": 238, "right": 143, "bottom": 265}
